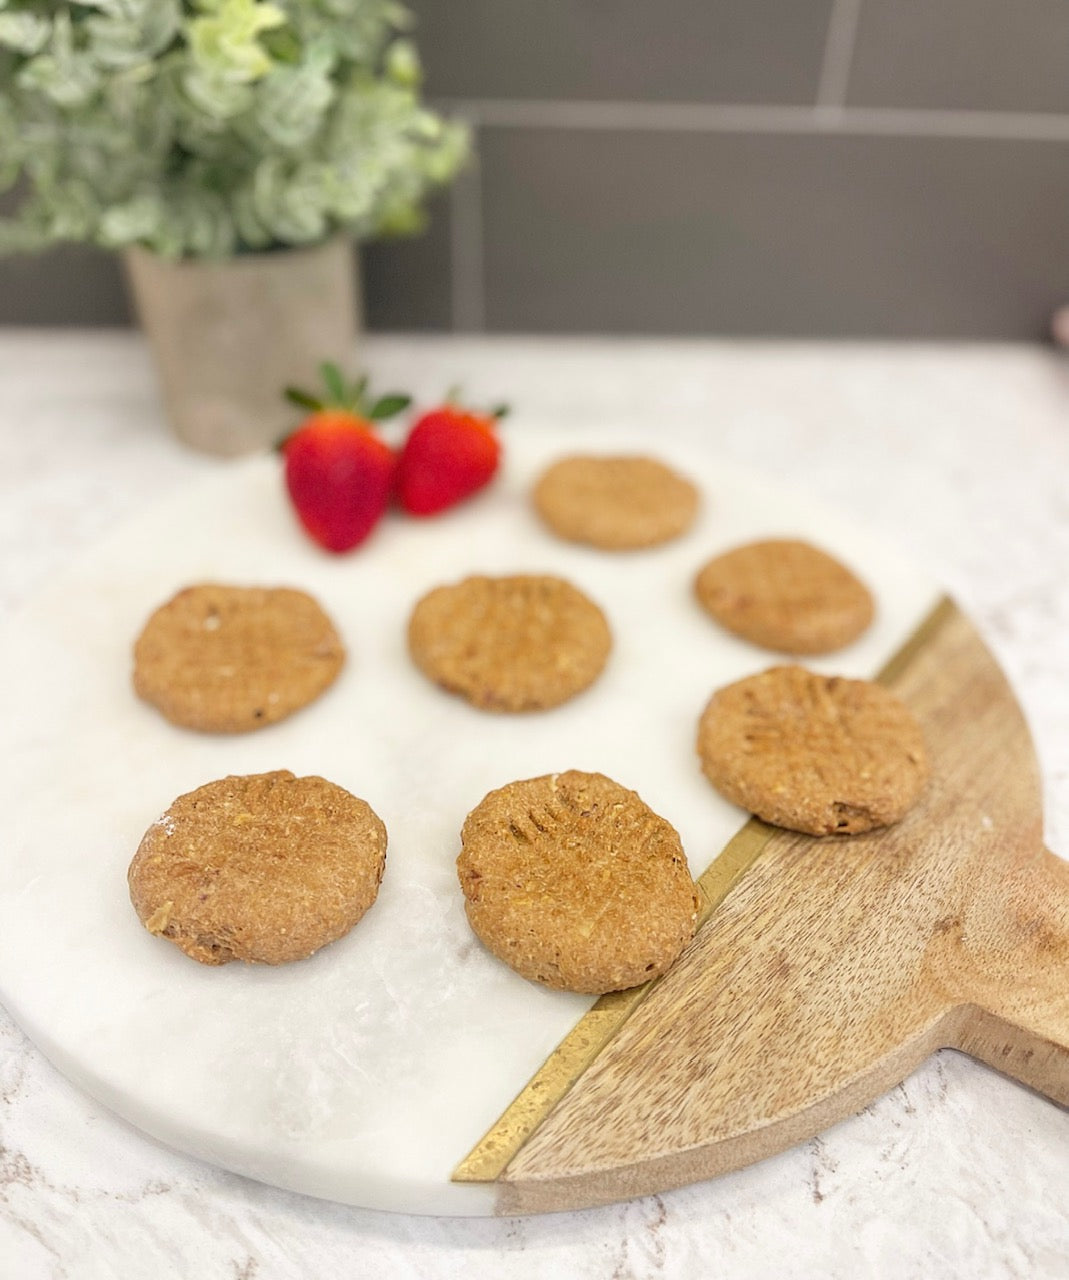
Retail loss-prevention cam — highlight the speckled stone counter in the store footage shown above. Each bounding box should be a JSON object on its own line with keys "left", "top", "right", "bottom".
{"left": 1, "top": 333, "right": 1066, "bottom": 1279}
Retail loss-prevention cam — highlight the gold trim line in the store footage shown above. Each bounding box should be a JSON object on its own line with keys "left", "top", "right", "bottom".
{"left": 876, "top": 595, "right": 955, "bottom": 686}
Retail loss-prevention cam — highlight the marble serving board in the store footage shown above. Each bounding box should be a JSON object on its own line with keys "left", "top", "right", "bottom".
{"left": 0, "top": 426, "right": 939, "bottom": 1215}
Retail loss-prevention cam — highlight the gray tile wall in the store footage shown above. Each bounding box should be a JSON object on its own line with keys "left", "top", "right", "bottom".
{"left": 410, "top": 1, "right": 836, "bottom": 105}
{"left": 3, "top": 0, "right": 1069, "bottom": 337}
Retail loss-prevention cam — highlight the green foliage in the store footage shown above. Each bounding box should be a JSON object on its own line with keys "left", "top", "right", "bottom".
{"left": 0, "top": 0, "right": 468, "bottom": 256}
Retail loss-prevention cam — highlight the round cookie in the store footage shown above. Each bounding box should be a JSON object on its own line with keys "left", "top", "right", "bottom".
{"left": 133, "top": 583, "right": 345, "bottom": 732}
{"left": 407, "top": 574, "right": 612, "bottom": 712}
{"left": 694, "top": 539, "right": 874, "bottom": 654}
{"left": 128, "top": 771, "right": 387, "bottom": 965}
{"left": 533, "top": 454, "right": 700, "bottom": 550}
{"left": 696, "top": 665, "right": 929, "bottom": 836}
{"left": 457, "top": 770, "right": 700, "bottom": 994}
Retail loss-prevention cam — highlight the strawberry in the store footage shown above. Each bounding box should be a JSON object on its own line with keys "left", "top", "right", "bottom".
{"left": 396, "top": 397, "right": 507, "bottom": 516}
{"left": 280, "top": 364, "right": 410, "bottom": 553}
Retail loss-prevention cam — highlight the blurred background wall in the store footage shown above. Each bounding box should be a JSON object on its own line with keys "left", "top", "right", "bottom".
{"left": 3, "top": 0, "right": 1069, "bottom": 337}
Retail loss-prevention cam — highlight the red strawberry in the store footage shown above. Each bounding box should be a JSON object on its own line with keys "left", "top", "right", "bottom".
{"left": 396, "top": 399, "right": 506, "bottom": 516}
{"left": 280, "top": 365, "right": 410, "bottom": 553}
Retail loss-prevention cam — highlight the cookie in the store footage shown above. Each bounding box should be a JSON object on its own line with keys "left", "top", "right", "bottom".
{"left": 694, "top": 539, "right": 874, "bottom": 654}
{"left": 128, "top": 771, "right": 387, "bottom": 965}
{"left": 696, "top": 665, "right": 929, "bottom": 836}
{"left": 133, "top": 584, "right": 345, "bottom": 732}
{"left": 407, "top": 574, "right": 612, "bottom": 712}
{"left": 532, "top": 454, "right": 700, "bottom": 550}
{"left": 457, "top": 771, "right": 700, "bottom": 993}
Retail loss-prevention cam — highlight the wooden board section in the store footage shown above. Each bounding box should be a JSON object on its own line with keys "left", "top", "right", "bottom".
{"left": 456, "top": 599, "right": 1069, "bottom": 1213}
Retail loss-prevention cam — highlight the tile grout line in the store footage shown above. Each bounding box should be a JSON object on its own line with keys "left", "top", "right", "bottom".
{"left": 449, "top": 121, "right": 486, "bottom": 333}
{"left": 815, "top": 0, "right": 864, "bottom": 109}
{"left": 436, "top": 98, "right": 1069, "bottom": 142}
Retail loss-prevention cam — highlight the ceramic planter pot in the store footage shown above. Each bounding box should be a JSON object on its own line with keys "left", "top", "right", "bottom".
{"left": 124, "top": 237, "right": 360, "bottom": 457}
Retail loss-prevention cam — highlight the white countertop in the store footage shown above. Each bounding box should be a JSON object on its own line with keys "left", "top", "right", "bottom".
{"left": 1, "top": 332, "right": 1067, "bottom": 1278}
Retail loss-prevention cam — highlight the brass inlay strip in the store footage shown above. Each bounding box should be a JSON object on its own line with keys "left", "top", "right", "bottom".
{"left": 876, "top": 594, "right": 954, "bottom": 687}
{"left": 451, "top": 596, "right": 953, "bottom": 1184}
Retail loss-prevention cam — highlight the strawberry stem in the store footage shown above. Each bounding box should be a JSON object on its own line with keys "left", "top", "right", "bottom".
{"left": 440, "top": 386, "right": 509, "bottom": 421}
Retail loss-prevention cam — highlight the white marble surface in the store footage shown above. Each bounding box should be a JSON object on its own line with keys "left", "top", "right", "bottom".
{"left": 1, "top": 332, "right": 1067, "bottom": 1276}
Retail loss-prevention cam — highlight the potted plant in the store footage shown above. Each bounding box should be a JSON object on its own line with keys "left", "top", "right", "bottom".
{"left": 0, "top": 0, "right": 467, "bottom": 455}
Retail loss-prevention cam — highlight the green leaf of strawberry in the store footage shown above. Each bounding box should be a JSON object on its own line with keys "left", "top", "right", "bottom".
{"left": 368, "top": 394, "right": 413, "bottom": 421}
{"left": 283, "top": 387, "right": 322, "bottom": 412}
{"left": 320, "top": 361, "right": 350, "bottom": 407}
{"left": 280, "top": 368, "right": 411, "bottom": 553}
{"left": 395, "top": 399, "right": 506, "bottom": 516}
{"left": 283, "top": 365, "right": 411, "bottom": 418}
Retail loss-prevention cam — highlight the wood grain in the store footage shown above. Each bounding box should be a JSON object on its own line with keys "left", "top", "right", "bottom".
{"left": 462, "top": 599, "right": 1069, "bottom": 1213}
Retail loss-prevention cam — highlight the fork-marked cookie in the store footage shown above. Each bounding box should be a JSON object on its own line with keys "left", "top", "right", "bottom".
{"left": 457, "top": 770, "right": 700, "bottom": 993}
{"left": 694, "top": 538, "right": 874, "bottom": 654}
{"left": 533, "top": 454, "right": 700, "bottom": 550}
{"left": 133, "top": 583, "right": 345, "bottom": 733}
{"left": 408, "top": 574, "right": 611, "bottom": 712}
{"left": 697, "top": 665, "right": 928, "bottom": 836}
{"left": 128, "top": 770, "right": 387, "bottom": 965}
